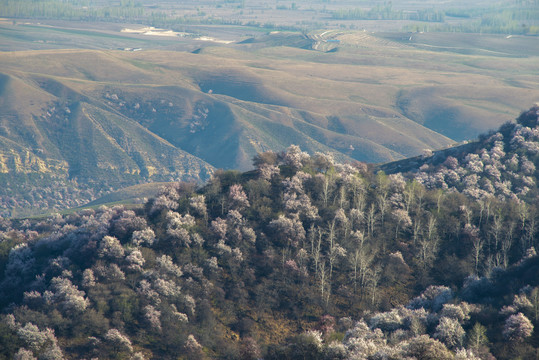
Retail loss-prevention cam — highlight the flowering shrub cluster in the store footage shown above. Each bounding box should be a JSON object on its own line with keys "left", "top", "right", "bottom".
{"left": 410, "top": 106, "right": 539, "bottom": 202}
{"left": 0, "top": 107, "right": 537, "bottom": 359}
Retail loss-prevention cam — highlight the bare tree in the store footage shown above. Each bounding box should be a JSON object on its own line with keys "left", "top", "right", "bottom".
{"left": 377, "top": 193, "right": 388, "bottom": 228}
{"left": 317, "top": 260, "right": 329, "bottom": 305}
{"left": 367, "top": 266, "right": 382, "bottom": 306}
{"left": 501, "top": 222, "right": 515, "bottom": 268}
{"left": 366, "top": 203, "right": 376, "bottom": 237}
{"left": 468, "top": 322, "right": 488, "bottom": 351}
{"left": 489, "top": 214, "right": 503, "bottom": 258}
{"left": 417, "top": 215, "right": 439, "bottom": 271}
{"left": 472, "top": 234, "right": 483, "bottom": 275}
{"left": 321, "top": 175, "right": 332, "bottom": 207}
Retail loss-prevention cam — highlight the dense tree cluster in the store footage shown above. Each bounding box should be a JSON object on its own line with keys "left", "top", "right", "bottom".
{"left": 0, "top": 174, "right": 114, "bottom": 217}
{"left": 0, "top": 107, "right": 538, "bottom": 359}
{"left": 410, "top": 107, "right": 539, "bottom": 202}
{"left": 332, "top": 6, "right": 445, "bottom": 22}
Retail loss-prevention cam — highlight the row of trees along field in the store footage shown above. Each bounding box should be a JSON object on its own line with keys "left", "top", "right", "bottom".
{"left": 0, "top": 0, "right": 303, "bottom": 30}
{"left": 0, "top": 106, "right": 538, "bottom": 359}
{"left": 0, "top": 0, "right": 144, "bottom": 22}
{"left": 335, "top": 2, "right": 539, "bottom": 34}
{"left": 1, "top": 0, "right": 538, "bottom": 34}
{"left": 331, "top": 6, "right": 445, "bottom": 22}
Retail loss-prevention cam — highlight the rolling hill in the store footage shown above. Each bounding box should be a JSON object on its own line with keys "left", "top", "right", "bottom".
{"left": 0, "top": 23, "right": 538, "bottom": 215}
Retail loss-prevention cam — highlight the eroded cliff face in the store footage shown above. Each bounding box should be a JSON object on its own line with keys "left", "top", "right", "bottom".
{"left": 0, "top": 150, "right": 68, "bottom": 174}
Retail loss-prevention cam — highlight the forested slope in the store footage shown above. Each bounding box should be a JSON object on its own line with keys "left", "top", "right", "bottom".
{"left": 0, "top": 107, "right": 538, "bottom": 359}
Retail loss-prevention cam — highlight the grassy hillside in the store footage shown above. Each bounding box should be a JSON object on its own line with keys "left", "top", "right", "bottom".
{"left": 83, "top": 182, "right": 172, "bottom": 207}
{"left": 0, "top": 23, "right": 537, "bottom": 215}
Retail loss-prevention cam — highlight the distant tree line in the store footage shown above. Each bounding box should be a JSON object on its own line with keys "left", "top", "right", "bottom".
{"left": 332, "top": 0, "right": 538, "bottom": 35}
{"left": 404, "top": 3, "right": 539, "bottom": 34}
{"left": 0, "top": 0, "right": 144, "bottom": 22}
{"left": 0, "top": 0, "right": 314, "bottom": 32}
{"left": 332, "top": 6, "right": 445, "bottom": 22}
{"left": 3, "top": 0, "right": 537, "bottom": 35}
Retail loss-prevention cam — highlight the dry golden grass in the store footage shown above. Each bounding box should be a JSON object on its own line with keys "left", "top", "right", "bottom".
{"left": 0, "top": 27, "right": 537, "bottom": 172}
